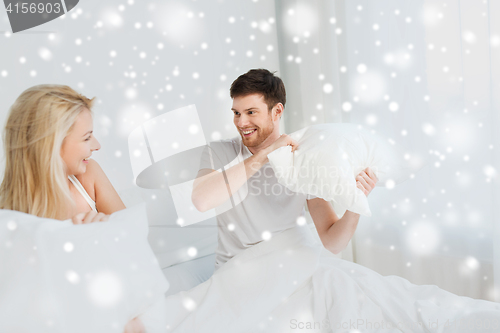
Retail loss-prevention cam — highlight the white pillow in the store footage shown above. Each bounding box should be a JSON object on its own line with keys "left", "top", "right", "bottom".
{"left": 0, "top": 203, "right": 169, "bottom": 333}
{"left": 267, "top": 123, "right": 411, "bottom": 216}
{"left": 119, "top": 187, "right": 219, "bottom": 269}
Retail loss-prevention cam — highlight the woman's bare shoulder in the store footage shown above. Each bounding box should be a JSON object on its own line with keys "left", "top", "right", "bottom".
{"left": 74, "top": 159, "right": 103, "bottom": 201}
{"left": 77, "top": 159, "right": 126, "bottom": 214}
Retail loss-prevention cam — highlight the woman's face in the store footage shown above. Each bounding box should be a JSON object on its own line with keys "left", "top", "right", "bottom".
{"left": 60, "top": 109, "right": 101, "bottom": 176}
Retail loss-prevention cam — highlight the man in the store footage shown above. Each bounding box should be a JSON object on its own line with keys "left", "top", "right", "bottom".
{"left": 192, "top": 68, "right": 378, "bottom": 270}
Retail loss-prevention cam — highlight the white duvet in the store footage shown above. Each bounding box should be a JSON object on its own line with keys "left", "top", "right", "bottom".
{"left": 2, "top": 205, "right": 498, "bottom": 332}
{"left": 164, "top": 225, "right": 500, "bottom": 333}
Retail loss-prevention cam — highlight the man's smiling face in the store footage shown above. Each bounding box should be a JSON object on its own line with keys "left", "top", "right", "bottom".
{"left": 232, "top": 93, "right": 278, "bottom": 150}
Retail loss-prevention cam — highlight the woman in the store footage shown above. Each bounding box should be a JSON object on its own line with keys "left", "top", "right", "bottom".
{"left": 0, "top": 84, "right": 144, "bottom": 333}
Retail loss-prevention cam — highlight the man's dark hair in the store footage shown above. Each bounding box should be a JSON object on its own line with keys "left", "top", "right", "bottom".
{"left": 230, "top": 69, "right": 286, "bottom": 111}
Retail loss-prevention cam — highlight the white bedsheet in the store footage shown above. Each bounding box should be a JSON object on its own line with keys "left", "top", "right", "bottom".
{"left": 164, "top": 225, "right": 500, "bottom": 333}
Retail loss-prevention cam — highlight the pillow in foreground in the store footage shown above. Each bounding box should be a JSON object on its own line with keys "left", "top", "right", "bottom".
{"left": 267, "top": 123, "right": 414, "bottom": 216}
{"left": 119, "top": 188, "right": 219, "bottom": 270}
{"left": 0, "top": 203, "right": 169, "bottom": 333}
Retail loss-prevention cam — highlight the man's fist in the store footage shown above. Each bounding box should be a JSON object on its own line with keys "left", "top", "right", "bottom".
{"left": 356, "top": 167, "right": 378, "bottom": 196}
{"left": 260, "top": 134, "right": 299, "bottom": 164}
{"left": 269, "top": 133, "right": 299, "bottom": 153}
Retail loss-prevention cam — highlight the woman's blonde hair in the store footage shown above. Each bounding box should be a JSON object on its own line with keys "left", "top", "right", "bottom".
{"left": 0, "top": 84, "right": 95, "bottom": 220}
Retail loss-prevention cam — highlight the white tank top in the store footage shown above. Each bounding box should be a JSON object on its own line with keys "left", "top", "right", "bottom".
{"left": 68, "top": 175, "right": 97, "bottom": 212}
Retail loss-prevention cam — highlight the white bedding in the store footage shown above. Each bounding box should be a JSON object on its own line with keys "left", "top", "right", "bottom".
{"left": 163, "top": 225, "right": 500, "bottom": 333}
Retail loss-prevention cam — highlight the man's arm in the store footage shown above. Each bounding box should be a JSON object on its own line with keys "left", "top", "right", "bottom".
{"left": 307, "top": 198, "right": 360, "bottom": 254}
{"left": 192, "top": 151, "right": 268, "bottom": 212}
{"left": 307, "top": 167, "right": 378, "bottom": 254}
{"left": 192, "top": 134, "right": 299, "bottom": 212}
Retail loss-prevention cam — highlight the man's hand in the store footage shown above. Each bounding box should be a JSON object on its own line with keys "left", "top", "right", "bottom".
{"left": 71, "top": 211, "right": 109, "bottom": 225}
{"left": 269, "top": 134, "right": 299, "bottom": 152}
{"left": 261, "top": 134, "right": 299, "bottom": 163}
{"left": 355, "top": 167, "right": 378, "bottom": 196}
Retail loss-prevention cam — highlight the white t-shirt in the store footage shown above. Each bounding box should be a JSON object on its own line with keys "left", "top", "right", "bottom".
{"left": 198, "top": 136, "right": 316, "bottom": 269}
